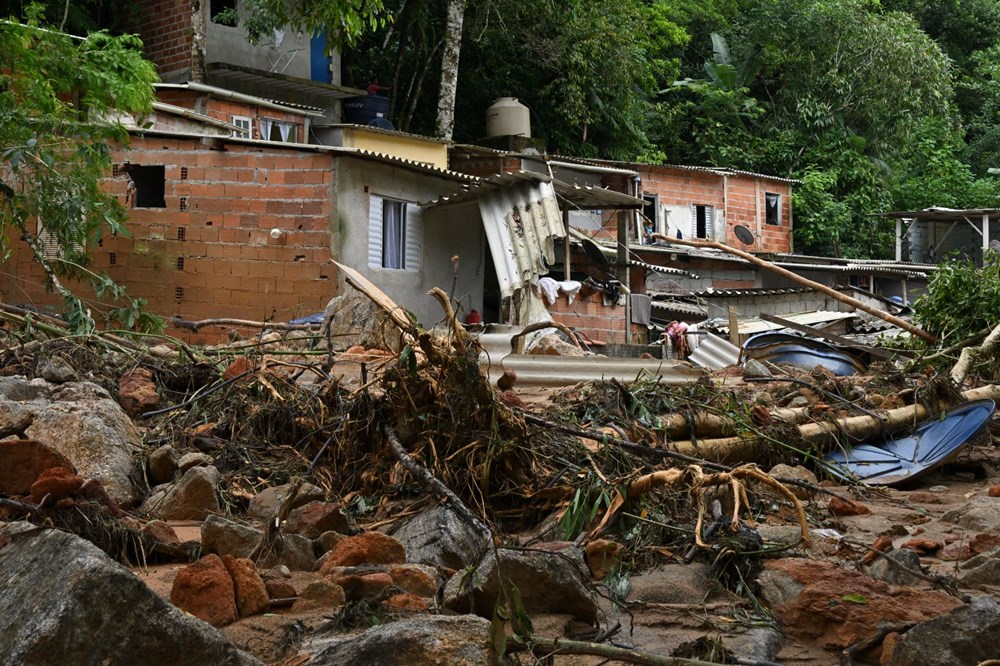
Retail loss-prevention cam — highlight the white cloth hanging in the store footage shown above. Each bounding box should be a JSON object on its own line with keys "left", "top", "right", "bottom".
{"left": 537, "top": 277, "right": 560, "bottom": 305}
{"left": 558, "top": 280, "right": 582, "bottom": 304}
{"left": 278, "top": 123, "right": 290, "bottom": 142}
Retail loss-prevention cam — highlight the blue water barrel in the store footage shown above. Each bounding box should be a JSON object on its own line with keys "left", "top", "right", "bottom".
{"left": 343, "top": 95, "right": 392, "bottom": 126}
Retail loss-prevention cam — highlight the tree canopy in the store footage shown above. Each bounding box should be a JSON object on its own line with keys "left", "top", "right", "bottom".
{"left": 0, "top": 13, "right": 160, "bottom": 331}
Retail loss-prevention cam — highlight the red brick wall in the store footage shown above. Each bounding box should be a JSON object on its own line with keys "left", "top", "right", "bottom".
{"left": 2, "top": 136, "right": 336, "bottom": 343}
{"left": 448, "top": 153, "right": 522, "bottom": 177}
{"left": 547, "top": 290, "right": 626, "bottom": 345}
{"left": 135, "top": 0, "right": 193, "bottom": 82}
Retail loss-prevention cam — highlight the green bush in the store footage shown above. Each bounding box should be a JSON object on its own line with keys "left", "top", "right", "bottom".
{"left": 912, "top": 252, "right": 1000, "bottom": 345}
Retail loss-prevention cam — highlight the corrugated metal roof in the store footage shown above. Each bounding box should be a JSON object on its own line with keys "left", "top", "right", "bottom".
{"left": 716, "top": 311, "right": 858, "bottom": 335}
{"left": 650, "top": 300, "right": 708, "bottom": 316}
{"left": 478, "top": 179, "right": 565, "bottom": 297}
{"left": 428, "top": 171, "right": 643, "bottom": 209}
{"left": 629, "top": 259, "right": 697, "bottom": 278}
{"left": 692, "top": 287, "right": 813, "bottom": 298}
{"left": 688, "top": 333, "right": 741, "bottom": 370}
{"left": 773, "top": 261, "right": 927, "bottom": 279}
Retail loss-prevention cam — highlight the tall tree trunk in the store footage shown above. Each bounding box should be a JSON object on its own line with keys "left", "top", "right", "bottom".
{"left": 434, "top": 0, "right": 465, "bottom": 140}
{"left": 191, "top": 0, "right": 207, "bottom": 83}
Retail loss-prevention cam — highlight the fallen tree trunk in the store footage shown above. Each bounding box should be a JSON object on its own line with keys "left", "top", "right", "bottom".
{"left": 663, "top": 384, "right": 1000, "bottom": 461}
{"left": 951, "top": 322, "right": 1000, "bottom": 386}
{"left": 655, "top": 406, "right": 811, "bottom": 440}
{"left": 650, "top": 234, "right": 935, "bottom": 343}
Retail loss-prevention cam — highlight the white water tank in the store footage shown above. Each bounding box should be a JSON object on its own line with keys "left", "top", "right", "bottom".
{"left": 486, "top": 97, "right": 531, "bottom": 138}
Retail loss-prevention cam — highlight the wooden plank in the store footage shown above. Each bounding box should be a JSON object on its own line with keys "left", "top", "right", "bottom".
{"left": 758, "top": 312, "right": 911, "bottom": 360}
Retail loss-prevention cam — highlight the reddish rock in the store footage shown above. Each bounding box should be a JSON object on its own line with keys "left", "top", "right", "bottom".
{"left": 265, "top": 579, "right": 297, "bottom": 600}
{"left": 861, "top": 534, "right": 894, "bottom": 565}
{"left": 141, "top": 520, "right": 181, "bottom": 545}
{"left": 760, "top": 558, "right": 962, "bottom": 650}
{"left": 828, "top": 497, "right": 872, "bottom": 517}
{"left": 907, "top": 492, "right": 946, "bottom": 505}
{"left": 170, "top": 554, "right": 238, "bottom": 627}
{"left": 901, "top": 539, "right": 943, "bottom": 555}
{"left": 939, "top": 544, "right": 974, "bottom": 562}
{"left": 879, "top": 631, "right": 901, "bottom": 666}
{"left": 222, "top": 555, "right": 269, "bottom": 618}
{"left": 283, "top": 501, "right": 351, "bottom": 539}
{"left": 29, "top": 466, "right": 85, "bottom": 503}
{"left": 117, "top": 367, "right": 159, "bottom": 416}
{"left": 319, "top": 532, "right": 405, "bottom": 571}
{"left": 988, "top": 485, "right": 1000, "bottom": 498}
{"left": 0, "top": 440, "right": 75, "bottom": 496}
{"left": 389, "top": 565, "right": 439, "bottom": 597}
{"left": 328, "top": 571, "right": 395, "bottom": 601}
{"left": 971, "top": 533, "right": 1000, "bottom": 554}
{"left": 384, "top": 593, "right": 429, "bottom": 612}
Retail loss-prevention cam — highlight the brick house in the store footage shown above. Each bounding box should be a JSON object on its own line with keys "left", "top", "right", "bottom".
{"left": 2, "top": 99, "right": 484, "bottom": 342}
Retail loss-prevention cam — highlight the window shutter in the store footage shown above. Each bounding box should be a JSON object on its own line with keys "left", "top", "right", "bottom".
{"left": 706, "top": 206, "right": 714, "bottom": 240}
{"left": 368, "top": 195, "right": 383, "bottom": 269}
{"left": 404, "top": 203, "right": 421, "bottom": 271}
{"left": 690, "top": 204, "right": 697, "bottom": 238}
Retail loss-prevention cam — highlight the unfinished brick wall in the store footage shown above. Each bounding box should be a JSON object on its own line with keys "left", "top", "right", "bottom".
{"left": 134, "top": 0, "right": 193, "bottom": 82}
{"left": 448, "top": 152, "right": 523, "bottom": 177}
{"left": 2, "top": 135, "right": 336, "bottom": 343}
{"left": 547, "top": 290, "right": 627, "bottom": 345}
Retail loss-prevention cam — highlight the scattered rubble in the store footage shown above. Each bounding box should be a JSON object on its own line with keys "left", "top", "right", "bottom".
{"left": 5, "top": 274, "right": 1000, "bottom": 665}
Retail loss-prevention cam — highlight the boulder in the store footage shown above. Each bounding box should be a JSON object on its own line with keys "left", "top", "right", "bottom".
{"left": 527, "top": 333, "right": 590, "bottom": 357}
{"left": 147, "top": 444, "right": 179, "bottom": 485}
{"left": 626, "top": 563, "right": 713, "bottom": 604}
{"left": 389, "top": 506, "right": 489, "bottom": 570}
{"left": 725, "top": 628, "right": 783, "bottom": 664}
{"left": 958, "top": 558, "right": 1000, "bottom": 587}
{"left": 828, "top": 497, "right": 872, "bottom": 516}
{"left": 170, "top": 554, "right": 238, "bottom": 627}
{"left": 117, "top": 367, "right": 159, "bottom": 416}
{"left": 384, "top": 593, "right": 429, "bottom": 612}
{"left": 300, "top": 614, "right": 495, "bottom": 666}
{"left": 767, "top": 464, "right": 817, "bottom": 500}
{"left": 327, "top": 569, "right": 396, "bottom": 601}
{"left": 221, "top": 555, "right": 269, "bottom": 618}
{"left": 443, "top": 547, "right": 597, "bottom": 622}
{"left": 389, "top": 564, "right": 440, "bottom": 597}
{"left": 866, "top": 548, "right": 925, "bottom": 587}
{"left": 177, "top": 451, "right": 213, "bottom": 474}
{"left": 258, "top": 533, "right": 316, "bottom": 571}
{"left": 319, "top": 532, "right": 406, "bottom": 570}
{"left": 284, "top": 500, "right": 351, "bottom": 538}
{"left": 141, "top": 520, "right": 181, "bottom": 546}
{"left": 140, "top": 465, "right": 221, "bottom": 520}
{"left": 757, "top": 559, "right": 962, "bottom": 650}
{"left": 0, "top": 377, "right": 143, "bottom": 504}
{"left": 202, "top": 515, "right": 263, "bottom": 559}
{"left": 291, "top": 580, "right": 346, "bottom": 613}
{"left": 39, "top": 356, "right": 78, "bottom": 383}
{"left": 890, "top": 596, "right": 1000, "bottom": 665}
{"left": 247, "top": 482, "right": 324, "bottom": 523}
{"left": 322, "top": 294, "right": 403, "bottom": 352}
{"left": 942, "top": 497, "right": 1000, "bottom": 533}
{"left": 0, "top": 439, "right": 75, "bottom": 496}
{"left": 0, "top": 522, "right": 259, "bottom": 665}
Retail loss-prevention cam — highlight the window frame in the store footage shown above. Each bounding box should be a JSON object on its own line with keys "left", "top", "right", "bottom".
{"left": 231, "top": 115, "right": 252, "bottom": 138}
{"left": 765, "top": 192, "right": 782, "bottom": 226}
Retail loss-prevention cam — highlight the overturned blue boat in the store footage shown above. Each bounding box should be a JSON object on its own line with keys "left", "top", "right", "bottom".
{"left": 824, "top": 399, "right": 996, "bottom": 486}
{"left": 742, "top": 332, "right": 869, "bottom": 376}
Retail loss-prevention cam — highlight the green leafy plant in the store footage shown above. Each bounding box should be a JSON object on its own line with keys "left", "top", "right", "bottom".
{"left": 911, "top": 252, "right": 1000, "bottom": 345}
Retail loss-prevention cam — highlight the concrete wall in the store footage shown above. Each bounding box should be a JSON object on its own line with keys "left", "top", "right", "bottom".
{"left": 333, "top": 158, "right": 484, "bottom": 327}
{"left": 3, "top": 136, "right": 336, "bottom": 343}
{"left": 206, "top": 11, "right": 315, "bottom": 82}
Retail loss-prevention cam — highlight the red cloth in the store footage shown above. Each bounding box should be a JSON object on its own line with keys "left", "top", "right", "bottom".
{"left": 466, "top": 310, "right": 482, "bottom": 325}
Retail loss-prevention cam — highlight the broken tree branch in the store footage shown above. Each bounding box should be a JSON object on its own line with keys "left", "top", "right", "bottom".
{"left": 386, "top": 425, "right": 492, "bottom": 541}
{"left": 650, "top": 234, "right": 935, "bottom": 343}
{"left": 169, "top": 316, "right": 318, "bottom": 333}
{"left": 951, "top": 321, "right": 1000, "bottom": 386}
{"left": 509, "top": 635, "right": 758, "bottom": 666}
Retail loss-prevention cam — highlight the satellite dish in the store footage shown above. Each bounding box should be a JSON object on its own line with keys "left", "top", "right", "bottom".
{"left": 734, "top": 224, "right": 755, "bottom": 245}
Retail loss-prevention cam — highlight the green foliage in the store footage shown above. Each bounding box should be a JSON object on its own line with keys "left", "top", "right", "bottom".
{"left": 911, "top": 253, "right": 1000, "bottom": 345}
{"left": 557, "top": 473, "right": 612, "bottom": 541}
{"left": 0, "top": 14, "right": 162, "bottom": 333}
{"left": 239, "top": 0, "right": 390, "bottom": 52}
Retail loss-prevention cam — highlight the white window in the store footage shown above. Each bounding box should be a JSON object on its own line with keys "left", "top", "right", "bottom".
{"left": 691, "top": 204, "right": 714, "bottom": 240}
{"left": 368, "top": 195, "right": 421, "bottom": 271}
{"left": 260, "top": 118, "right": 296, "bottom": 143}
{"left": 231, "top": 115, "right": 251, "bottom": 138}
{"left": 765, "top": 192, "right": 782, "bottom": 226}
